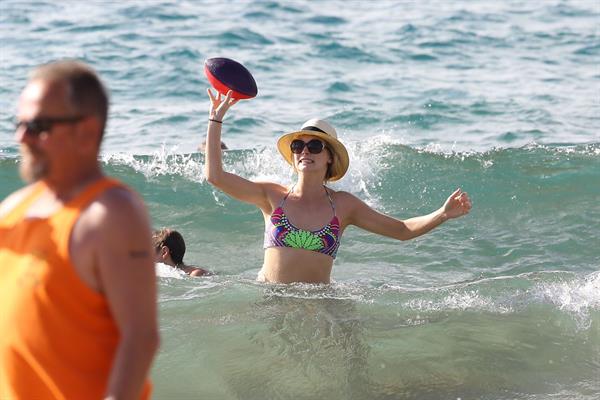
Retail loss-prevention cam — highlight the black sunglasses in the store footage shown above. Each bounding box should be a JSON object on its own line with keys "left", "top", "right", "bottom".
{"left": 290, "top": 139, "right": 325, "bottom": 154}
{"left": 15, "top": 116, "right": 85, "bottom": 137}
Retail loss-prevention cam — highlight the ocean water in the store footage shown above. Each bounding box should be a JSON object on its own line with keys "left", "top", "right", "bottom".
{"left": 1, "top": 1, "right": 599, "bottom": 399}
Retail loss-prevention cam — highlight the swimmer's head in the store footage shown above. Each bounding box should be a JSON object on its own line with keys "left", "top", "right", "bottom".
{"left": 152, "top": 228, "right": 186, "bottom": 266}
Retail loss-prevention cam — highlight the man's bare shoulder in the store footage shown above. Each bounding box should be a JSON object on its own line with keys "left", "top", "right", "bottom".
{"left": 186, "top": 266, "right": 211, "bottom": 277}
{"left": 70, "top": 183, "right": 153, "bottom": 292}
{"left": 0, "top": 184, "right": 38, "bottom": 218}
{"left": 97, "top": 185, "right": 146, "bottom": 214}
{"left": 77, "top": 185, "right": 149, "bottom": 236}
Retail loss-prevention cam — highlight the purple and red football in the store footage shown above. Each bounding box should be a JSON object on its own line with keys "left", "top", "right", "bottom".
{"left": 204, "top": 57, "right": 258, "bottom": 100}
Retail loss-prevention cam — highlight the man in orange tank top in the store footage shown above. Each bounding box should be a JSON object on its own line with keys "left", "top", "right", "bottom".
{"left": 0, "top": 60, "right": 159, "bottom": 399}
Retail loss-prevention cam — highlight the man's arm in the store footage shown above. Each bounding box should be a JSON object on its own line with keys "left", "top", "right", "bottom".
{"left": 86, "top": 188, "right": 159, "bottom": 400}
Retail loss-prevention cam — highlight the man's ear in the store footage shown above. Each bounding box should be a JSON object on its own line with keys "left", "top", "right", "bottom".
{"left": 76, "top": 116, "right": 102, "bottom": 152}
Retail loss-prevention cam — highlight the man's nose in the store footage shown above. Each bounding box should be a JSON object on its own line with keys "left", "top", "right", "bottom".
{"left": 15, "top": 123, "right": 40, "bottom": 145}
{"left": 14, "top": 123, "right": 28, "bottom": 143}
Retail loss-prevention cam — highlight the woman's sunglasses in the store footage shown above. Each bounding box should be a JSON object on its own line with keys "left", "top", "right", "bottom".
{"left": 290, "top": 139, "right": 325, "bottom": 154}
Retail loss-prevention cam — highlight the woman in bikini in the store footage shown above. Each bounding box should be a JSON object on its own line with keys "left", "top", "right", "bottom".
{"left": 204, "top": 90, "right": 472, "bottom": 284}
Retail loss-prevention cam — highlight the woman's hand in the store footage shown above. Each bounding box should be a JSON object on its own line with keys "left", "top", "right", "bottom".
{"left": 442, "top": 188, "right": 472, "bottom": 219}
{"left": 207, "top": 89, "right": 238, "bottom": 122}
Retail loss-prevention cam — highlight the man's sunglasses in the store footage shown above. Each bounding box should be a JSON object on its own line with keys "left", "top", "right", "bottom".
{"left": 15, "top": 116, "right": 85, "bottom": 136}
{"left": 290, "top": 139, "right": 325, "bottom": 154}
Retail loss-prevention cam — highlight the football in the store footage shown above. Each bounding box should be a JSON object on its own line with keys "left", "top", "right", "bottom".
{"left": 204, "top": 57, "right": 258, "bottom": 100}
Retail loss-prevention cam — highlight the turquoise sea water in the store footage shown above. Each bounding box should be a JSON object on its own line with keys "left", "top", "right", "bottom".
{"left": 1, "top": 1, "right": 599, "bottom": 399}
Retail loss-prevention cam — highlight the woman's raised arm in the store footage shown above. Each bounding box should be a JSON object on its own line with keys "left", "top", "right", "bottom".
{"left": 203, "top": 89, "right": 272, "bottom": 211}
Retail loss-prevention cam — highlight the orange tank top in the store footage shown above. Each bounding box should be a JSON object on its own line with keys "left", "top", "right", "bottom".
{"left": 0, "top": 177, "right": 151, "bottom": 400}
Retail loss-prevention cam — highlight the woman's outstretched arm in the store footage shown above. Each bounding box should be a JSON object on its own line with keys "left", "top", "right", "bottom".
{"left": 346, "top": 188, "right": 472, "bottom": 240}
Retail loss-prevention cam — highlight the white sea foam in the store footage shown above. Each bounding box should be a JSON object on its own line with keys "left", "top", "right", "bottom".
{"left": 336, "top": 134, "right": 395, "bottom": 207}
{"left": 228, "top": 134, "right": 395, "bottom": 207}
{"left": 227, "top": 145, "right": 291, "bottom": 185}
{"left": 397, "top": 271, "right": 600, "bottom": 329}
{"left": 155, "top": 262, "right": 186, "bottom": 279}
{"left": 404, "top": 289, "right": 512, "bottom": 313}
{"left": 531, "top": 271, "right": 600, "bottom": 327}
{"left": 102, "top": 135, "right": 399, "bottom": 207}
{"left": 102, "top": 144, "right": 203, "bottom": 182}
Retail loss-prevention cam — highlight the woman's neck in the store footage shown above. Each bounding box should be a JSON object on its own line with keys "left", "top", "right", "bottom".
{"left": 293, "top": 174, "right": 327, "bottom": 200}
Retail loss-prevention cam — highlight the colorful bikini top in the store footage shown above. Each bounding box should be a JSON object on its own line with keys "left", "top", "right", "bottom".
{"left": 263, "top": 186, "right": 342, "bottom": 259}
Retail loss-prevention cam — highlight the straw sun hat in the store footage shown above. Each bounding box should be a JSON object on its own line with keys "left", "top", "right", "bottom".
{"left": 277, "top": 119, "right": 349, "bottom": 181}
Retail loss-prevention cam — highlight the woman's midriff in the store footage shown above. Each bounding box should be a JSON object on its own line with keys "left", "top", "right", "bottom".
{"left": 260, "top": 247, "right": 334, "bottom": 284}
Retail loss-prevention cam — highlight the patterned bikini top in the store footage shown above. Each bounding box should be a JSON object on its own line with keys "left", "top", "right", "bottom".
{"left": 263, "top": 186, "right": 342, "bottom": 259}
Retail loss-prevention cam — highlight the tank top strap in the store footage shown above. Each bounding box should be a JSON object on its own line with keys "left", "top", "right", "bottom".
{"left": 0, "top": 182, "right": 47, "bottom": 226}
{"left": 51, "top": 177, "right": 125, "bottom": 260}
{"left": 323, "top": 185, "right": 336, "bottom": 216}
{"left": 63, "top": 177, "right": 123, "bottom": 210}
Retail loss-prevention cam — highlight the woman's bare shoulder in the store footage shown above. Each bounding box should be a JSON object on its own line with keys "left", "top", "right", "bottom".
{"left": 256, "top": 181, "right": 289, "bottom": 193}
{"left": 327, "top": 189, "right": 367, "bottom": 221}
{"left": 254, "top": 181, "right": 291, "bottom": 214}
{"left": 328, "top": 188, "right": 359, "bottom": 203}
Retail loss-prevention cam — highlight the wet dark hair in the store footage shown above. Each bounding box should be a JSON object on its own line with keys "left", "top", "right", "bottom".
{"left": 31, "top": 60, "right": 109, "bottom": 139}
{"left": 152, "top": 228, "right": 186, "bottom": 265}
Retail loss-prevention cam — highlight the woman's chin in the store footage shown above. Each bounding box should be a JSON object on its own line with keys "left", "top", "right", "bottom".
{"left": 297, "top": 165, "right": 324, "bottom": 175}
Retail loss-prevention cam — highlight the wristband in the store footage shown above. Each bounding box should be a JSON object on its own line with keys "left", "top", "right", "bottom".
{"left": 209, "top": 118, "right": 222, "bottom": 124}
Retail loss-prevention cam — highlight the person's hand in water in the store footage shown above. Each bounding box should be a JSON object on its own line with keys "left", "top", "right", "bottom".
{"left": 207, "top": 89, "right": 238, "bottom": 122}
{"left": 442, "top": 188, "right": 472, "bottom": 219}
